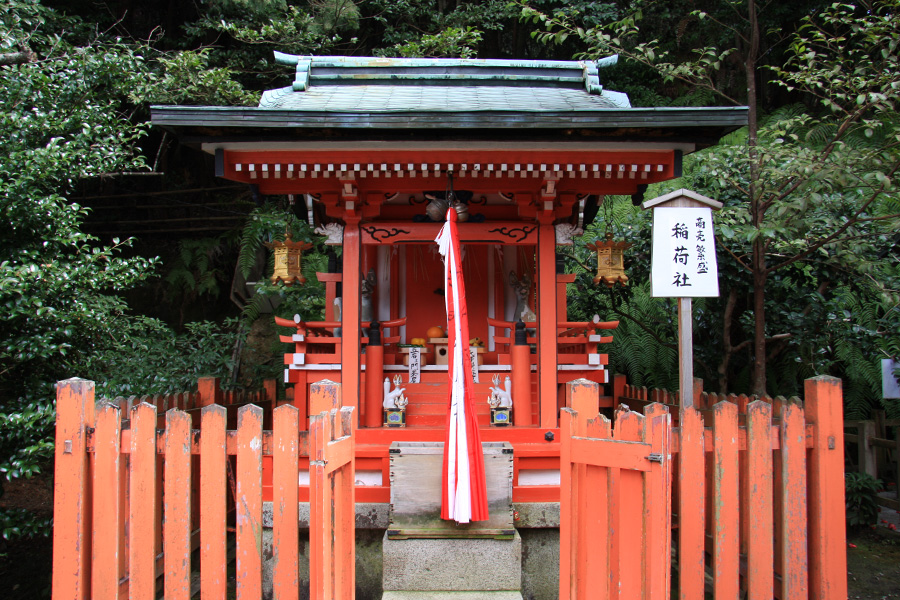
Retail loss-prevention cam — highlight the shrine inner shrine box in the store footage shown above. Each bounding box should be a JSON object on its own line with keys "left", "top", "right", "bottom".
{"left": 151, "top": 54, "right": 747, "bottom": 599}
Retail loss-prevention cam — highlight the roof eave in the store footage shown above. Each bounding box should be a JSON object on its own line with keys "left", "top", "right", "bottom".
{"left": 152, "top": 105, "right": 747, "bottom": 129}
{"left": 150, "top": 105, "right": 748, "bottom": 152}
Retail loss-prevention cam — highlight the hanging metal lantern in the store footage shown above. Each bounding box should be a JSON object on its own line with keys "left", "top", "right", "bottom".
{"left": 587, "top": 233, "right": 631, "bottom": 287}
{"left": 266, "top": 233, "right": 312, "bottom": 285}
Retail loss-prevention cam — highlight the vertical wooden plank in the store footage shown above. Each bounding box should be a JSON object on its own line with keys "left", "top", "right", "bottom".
{"left": 612, "top": 409, "right": 644, "bottom": 600}
{"left": 201, "top": 404, "right": 227, "bottom": 600}
{"left": 804, "top": 376, "right": 848, "bottom": 600}
{"left": 712, "top": 401, "right": 739, "bottom": 600}
{"left": 559, "top": 407, "right": 576, "bottom": 600}
{"left": 583, "top": 415, "right": 612, "bottom": 600}
{"left": 155, "top": 448, "right": 165, "bottom": 583}
{"left": 746, "top": 400, "right": 773, "bottom": 600}
{"left": 780, "top": 399, "right": 808, "bottom": 599}
{"left": 236, "top": 405, "right": 264, "bottom": 600}
{"left": 198, "top": 376, "right": 222, "bottom": 407}
{"left": 52, "top": 378, "right": 95, "bottom": 600}
{"left": 738, "top": 394, "right": 750, "bottom": 559}
{"left": 563, "top": 379, "right": 611, "bottom": 600}
{"left": 643, "top": 403, "right": 671, "bottom": 600}
{"left": 337, "top": 406, "right": 357, "bottom": 600}
{"left": 772, "top": 396, "right": 785, "bottom": 583}
{"left": 538, "top": 218, "right": 558, "bottom": 428}
{"left": 119, "top": 431, "right": 130, "bottom": 599}
{"left": 264, "top": 379, "right": 277, "bottom": 404}
{"left": 273, "top": 405, "right": 300, "bottom": 600}
{"left": 129, "top": 402, "right": 157, "bottom": 600}
{"left": 309, "top": 378, "right": 341, "bottom": 417}
{"left": 567, "top": 377, "right": 600, "bottom": 417}
{"left": 309, "top": 409, "right": 334, "bottom": 600}
{"left": 92, "top": 401, "right": 121, "bottom": 599}
{"left": 331, "top": 409, "right": 347, "bottom": 598}
{"left": 164, "top": 409, "right": 192, "bottom": 600}
{"left": 678, "top": 406, "right": 705, "bottom": 600}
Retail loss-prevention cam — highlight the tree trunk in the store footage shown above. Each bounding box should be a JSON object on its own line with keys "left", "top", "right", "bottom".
{"left": 747, "top": 0, "right": 766, "bottom": 396}
{"left": 717, "top": 288, "right": 739, "bottom": 393}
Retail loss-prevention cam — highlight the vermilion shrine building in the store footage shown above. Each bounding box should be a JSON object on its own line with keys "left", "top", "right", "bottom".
{"left": 150, "top": 55, "right": 754, "bottom": 598}
{"left": 152, "top": 53, "right": 745, "bottom": 427}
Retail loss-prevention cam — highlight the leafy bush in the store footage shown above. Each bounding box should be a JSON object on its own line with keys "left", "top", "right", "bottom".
{"left": 85, "top": 317, "right": 247, "bottom": 399}
{"left": 0, "top": 508, "right": 52, "bottom": 542}
{"left": 845, "top": 472, "right": 883, "bottom": 528}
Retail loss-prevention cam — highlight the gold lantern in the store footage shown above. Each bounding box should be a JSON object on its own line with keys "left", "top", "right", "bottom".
{"left": 587, "top": 233, "right": 631, "bottom": 287}
{"left": 266, "top": 232, "right": 312, "bottom": 285}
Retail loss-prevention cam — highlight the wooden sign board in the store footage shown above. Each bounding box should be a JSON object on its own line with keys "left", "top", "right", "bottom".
{"left": 650, "top": 206, "right": 719, "bottom": 297}
{"left": 642, "top": 189, "right": 722, "bottom": 411}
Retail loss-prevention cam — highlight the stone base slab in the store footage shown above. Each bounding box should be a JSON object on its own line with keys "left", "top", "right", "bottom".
{"left": 382, "top": 530, "right": 522, "bottom": 592}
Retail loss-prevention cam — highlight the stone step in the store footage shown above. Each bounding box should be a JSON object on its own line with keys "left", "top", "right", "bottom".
{"left": 382, "top": 592, "right": 524, "bottom": 600}
{"left": 382, "top": 531, "right": 522, "bottom": 593}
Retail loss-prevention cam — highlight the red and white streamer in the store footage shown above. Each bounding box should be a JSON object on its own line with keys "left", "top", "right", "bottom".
{"left": 435, "top": 209, "right": 489, "bottom": 523}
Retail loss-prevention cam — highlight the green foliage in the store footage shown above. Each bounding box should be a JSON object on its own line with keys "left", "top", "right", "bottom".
{"left": 0, "top": 508, "right": 52, "bottom": 542}
{"left": 845, "top": 472, "right": 883, "bottom": 528}
{"left": 0, "top": 400, "right": 54, "bottom": 542}
{"left": 180, "top": 3, "right": 343, "bottom": 93}
{"left": 236, "top": 202, "right": 326, "bottom": 324}
{"left": 0, "top": 3, "right": 160, "bottom": 397}
{"left": 146, "top": 49, "right": 259, "bottom": 106}
{"left": 378, "top": 26, "right": 484, "bottom": 59}
{"left": 0, "top": 400, "right": 54, "bottom": 482}
{"left": 85, "top": 317, "right": 246, "bottom": 398}
{"left": 165, "top": 236, "right": 234, "bottom": 309}
{"left": 0, "top": 1, "right": 245, "bottom": 538}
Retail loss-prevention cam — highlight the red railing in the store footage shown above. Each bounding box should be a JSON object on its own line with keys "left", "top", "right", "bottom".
{"left": 52, "top": 378, "right": 355, "bottom": 600}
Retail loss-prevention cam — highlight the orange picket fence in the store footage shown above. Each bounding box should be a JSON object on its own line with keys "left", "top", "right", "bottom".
{"left": 560, "top": 376, "right": 848, "bottom": 600}
{"left": 52, "top": 378, "right": 355, "bottom": 600}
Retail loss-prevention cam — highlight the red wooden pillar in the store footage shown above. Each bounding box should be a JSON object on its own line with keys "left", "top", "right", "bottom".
{"left": 364, "top": 323, "right": 385, "bottom": 428}
{"left": 341, "top": 214, "right": 361, "bottom": 417}
{"left": 557, "top": 273, "right": 575, "bottom": 321}
{"left": 511, "top": 321, "right": 532, "bottom": 427}
{"left": 52, "top": 378, "right": 96, "bottom": 600}
{"left": 537, "top": 215, "right": 558, "bottom": 428}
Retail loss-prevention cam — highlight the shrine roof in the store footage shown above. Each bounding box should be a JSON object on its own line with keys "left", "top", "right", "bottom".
{"left": 151, "top": 54, "right": 748, "bottom": 149}
{"left": 258, "top": 54, "right": 632, "bottom": 111}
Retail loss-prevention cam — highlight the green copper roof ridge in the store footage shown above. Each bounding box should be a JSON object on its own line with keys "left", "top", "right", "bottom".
{"left": 268, "top": 53, "right": 622, "bottom": 102}
{"left": 273, "top": 52, "right": 619, "bottom": 71}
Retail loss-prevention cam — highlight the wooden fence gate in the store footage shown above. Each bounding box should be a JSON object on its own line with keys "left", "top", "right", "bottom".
{"left": 52, "top": 378, "right": 355, "bottom": 600}
{"left": 560, "top": 376, "right": 848, "bottom": 600}
{"left": 560, "top": 380, "right": 671, "bottom": 599}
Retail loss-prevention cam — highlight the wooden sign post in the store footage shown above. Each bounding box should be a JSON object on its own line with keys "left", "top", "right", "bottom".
{"left": 642, "top": 189, "right": 722, "bottom": 412}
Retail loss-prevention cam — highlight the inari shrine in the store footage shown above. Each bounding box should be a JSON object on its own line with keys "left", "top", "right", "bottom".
{"left": 51, "top": 54, "right": 849, "bottom": 600}
{"left": 152, "top": 53, "right": 745, "bottom": 434}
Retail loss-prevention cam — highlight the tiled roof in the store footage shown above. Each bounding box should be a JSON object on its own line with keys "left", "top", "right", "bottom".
{"left": 258, "top": 54, "right": 631, "bottom": 112}
{"left": 260, "top": 84, "right": 631, "bottom": 112}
